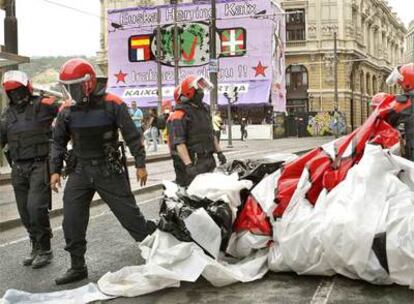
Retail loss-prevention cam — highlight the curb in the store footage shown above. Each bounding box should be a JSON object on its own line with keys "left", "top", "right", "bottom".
{"left": 0, "top": 147, "right": 309, "bottom": 231}
{"left": 0, "top": 183, "right": 164, "bottom": 232}
{"left": 0, "top": 153, "right": 172, "bottom": 186}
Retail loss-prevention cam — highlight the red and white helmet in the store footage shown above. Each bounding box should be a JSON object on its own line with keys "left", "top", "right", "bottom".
{"left": 59, "top": 58, "right": 97, "bottom": 96}
{"left": 370, "top": 92, "right": 392, "bottom": 110}
{"left": 2, "top": 70, "right": 32, "bottom": 92}
{"left": 386, "top": 63, "right": 414, "bottom": 92}
{"left": 175, "top": 75, "right": 213, "bottom": 102}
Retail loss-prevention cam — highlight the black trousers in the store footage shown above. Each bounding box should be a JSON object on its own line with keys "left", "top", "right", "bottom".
{"left": 62, "top": 162, "right": 149, "bottom": 257}
{"left": 214, "top": 130, "right": 221, "bottom": 143}
{"left": 172, "top": 153, "right": 216, "bottom": 187}
{"left": 11, "top": 160, "right": 52, "bottom": 250}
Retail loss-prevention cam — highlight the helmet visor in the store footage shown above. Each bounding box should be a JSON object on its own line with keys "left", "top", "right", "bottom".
{"left": 386, "top": 68, "right": 403, "bottom": 86}
{"left": 59, "top": 83, "right": 86, "bottom": 104}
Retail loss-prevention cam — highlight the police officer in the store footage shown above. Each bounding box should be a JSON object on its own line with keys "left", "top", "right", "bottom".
{"left": 50, "top": 59, "right": 156, "bottom": 285}
{"left": 0, "top": 71, "right": 59, "bottom": 268}
{"left": 167, "top": 75, "right": 227, "bottom": 187}
{"left": 385, "top": 63, "right": 414, "bottom": 161}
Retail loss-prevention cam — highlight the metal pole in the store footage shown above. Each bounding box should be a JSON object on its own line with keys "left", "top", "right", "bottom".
{"left": 156, "top": 8, "right": 163, "bottom": 114}
{"left": 173, "top": 1, "right": 179, "bottom": 86}
{"left": 334, "top": 31, "right": 339, "bottom": 110}
{"left": 227, "top": 100, "right": 233, "bottom": 148}
{"left": 209, "top": 0, "right": 218, "bottom": 113}
{"left": 4, "top": 0, "right": 18, "bottom": 54}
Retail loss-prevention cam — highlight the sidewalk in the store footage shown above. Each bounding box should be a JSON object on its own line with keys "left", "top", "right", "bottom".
{"left": 0, "top": 137, "right": 333, "bottom": 229}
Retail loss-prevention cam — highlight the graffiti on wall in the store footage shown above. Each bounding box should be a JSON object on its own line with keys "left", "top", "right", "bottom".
{"left": 307, "top": 111, "right": 347, "bottom": 137}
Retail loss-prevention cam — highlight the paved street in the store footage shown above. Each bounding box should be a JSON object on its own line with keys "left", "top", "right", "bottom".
{"left": 2, "top": 137, "right": 414, "bottom": 303}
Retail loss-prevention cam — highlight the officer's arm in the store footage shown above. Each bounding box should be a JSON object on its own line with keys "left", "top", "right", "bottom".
{"left": 50, "top": 109, "right": 71, "bottom": 174}
{"left": 115, "top": 102, "right": 146, "bottom": 168}
{"left": 0, "top": 110, "right": 7, "bottom": 148}
{"left": 170, "top": 110, "right": 192, "bottom": 165}
{"left": 176, "top": 144, "right": 192, "bottom": 165}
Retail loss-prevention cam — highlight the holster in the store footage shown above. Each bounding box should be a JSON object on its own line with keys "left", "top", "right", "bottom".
{"left": 63, "top": 150, "right": 77, "bottom": 178}
{"left": 104, "top": 144, "right": 123, "bottom": 175}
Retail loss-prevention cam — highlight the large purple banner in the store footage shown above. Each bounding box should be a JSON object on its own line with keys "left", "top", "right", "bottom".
{"left": 107, "top": 0, "right": 285, "bottom": 110}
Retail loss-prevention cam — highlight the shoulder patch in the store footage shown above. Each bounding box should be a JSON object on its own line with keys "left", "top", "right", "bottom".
{"left": 169, "top": 109, "right": 186, "bottom": 121}
{"left": 104, "top": 93, "right": 123, "bottom": 105}
{"left": 40, "top": 97, "right": 56, "bottom": 106}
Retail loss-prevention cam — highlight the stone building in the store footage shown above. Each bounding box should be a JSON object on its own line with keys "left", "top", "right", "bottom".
{"left": 97, "top": 0, "right": 406, "bottom": 130}
{"left": 281, "top": 0, "right": 406, "bottom": 130}
{"left": 405, "top": 20, "right": 414, "bottom": 63}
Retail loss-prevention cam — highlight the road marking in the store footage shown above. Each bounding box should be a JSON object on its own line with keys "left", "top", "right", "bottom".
{"left": 310, "top": 277, "right": 336, "bottom": 304}
{"left": 0, "top": 195, "right": 164, "bottom": 248}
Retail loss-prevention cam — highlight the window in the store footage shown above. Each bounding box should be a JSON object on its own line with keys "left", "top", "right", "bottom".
{"left": 286, "top": 65, "right": 308, "bottom": 91}
{"left": 286, "top": 9, "right": 306, "bottom": 41}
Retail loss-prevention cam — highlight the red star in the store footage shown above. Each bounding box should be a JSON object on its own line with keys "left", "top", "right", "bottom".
{"left": 252, "top": 61, "right": 268, "bottom": 77}
{"left": 114, "top": 70, "right": 128, "bottom": 84}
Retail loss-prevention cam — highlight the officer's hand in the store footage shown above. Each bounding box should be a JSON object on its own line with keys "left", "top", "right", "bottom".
{"left": 50, "top": 173, "right": 61, "bottom": 193}
{"left": 137, "top": 168, "right": 148, "bottom": 186}
{"left": 217, "top": 151, "right": 227, "bottom": 165}
{"left": 185, "top": 164, "right": 198, "bottom": 180}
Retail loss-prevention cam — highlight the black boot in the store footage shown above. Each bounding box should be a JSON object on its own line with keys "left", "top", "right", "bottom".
{"left": 32, "top": 250, "right": 53, "bottom": 269}
{"left": 23, "top": 241, "right": 39, "bottom": 266}
{"left": 55, "top": 256, "right": 88, "bottom": 285}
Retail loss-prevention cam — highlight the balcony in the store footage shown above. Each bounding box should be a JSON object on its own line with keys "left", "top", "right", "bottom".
{"left": 287, "top": 40, "right": 307, "bottom": 48}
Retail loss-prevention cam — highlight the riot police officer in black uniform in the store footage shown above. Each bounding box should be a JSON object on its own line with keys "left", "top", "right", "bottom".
{"left": 0, "top": 71, "right": 59, "bottom": 268}
{"left": 385, "top": 63, "right": 414, "bottom": 160}
{"left": 50, "top": 59, "right": 156, "bottom": 285}
{"left": 167, "top": 75, "right": 227, "bottom": 187}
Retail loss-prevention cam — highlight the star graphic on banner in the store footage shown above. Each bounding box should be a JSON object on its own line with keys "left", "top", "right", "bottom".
{"left": 252, "top": 61, "right": 268, "bottom": 77}
{"left": 201, "top": 56, "right": 206, "bottom": 62}
{"left": 114, "top": 70, "right": 128, "bottom": 84}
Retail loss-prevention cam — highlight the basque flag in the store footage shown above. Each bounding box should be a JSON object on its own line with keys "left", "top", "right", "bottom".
{"left": 219, "top": 28, "right": 246, "bottom": 57}
{"left": 129, "top": 35, "right": 152, "bottom": 62}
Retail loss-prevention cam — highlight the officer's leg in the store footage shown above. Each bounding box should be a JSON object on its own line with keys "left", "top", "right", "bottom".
{"left": 94, "top": 168, "right": 150, "bottom": 242}
{"left": 11, "top": 165, "right": 31, "bottom": 237}
{"left": 11, "top": 164, "right": 36, "bottom": 266}
{"left": 62, "top": 170, "right": 95, "bottom": 258}
{"left": 27, "top": 161, "right": 53, "bottom": 268}
{"left": 56, "top": 168, "right": 93, "bottom": 285}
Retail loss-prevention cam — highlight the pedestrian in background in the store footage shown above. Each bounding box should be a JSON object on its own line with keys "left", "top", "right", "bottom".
{"left": 212, "top": 111, "right": 223, "bottom": 143}
{"left": 240, "top": 117, "right": 248, "bottom": 141}
{"left": 129, "top": 100, "right": 143, "bottom": 132}
{"left": 0, "top": 71, "right": 59, "bottom": 269}
{"left": 144, "top": 109, "right": 159, "bottom": 152}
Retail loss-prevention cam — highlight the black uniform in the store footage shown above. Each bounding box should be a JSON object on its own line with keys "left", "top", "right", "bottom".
{"left": 0, "top": 96, "right": 59, "bottom": 251}
{"left": 50, "top": 92, "right": 152, "bottom": 258}
{"left": 167, "top": 102, "right": 216, "bottom": 187}
{"left": 387, "top": 95, "right": 414, "bottom": 161}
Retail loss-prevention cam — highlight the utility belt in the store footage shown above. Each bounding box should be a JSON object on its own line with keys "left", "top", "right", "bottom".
{"left": 14, "top": 156, "right": 48, "bottom": 164}
{"left": 64, "top": 144, "right": 125, "bottom": 176}
{"left": 189, "top": 150, "right": 214, "bottom": 165}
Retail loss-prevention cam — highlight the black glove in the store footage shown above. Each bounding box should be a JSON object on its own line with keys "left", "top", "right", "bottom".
{"left": 217, "top": 151, "right": 227, "bottom": 165}
{"left": 185, "top": 164, "right": 198, "bottom": 180}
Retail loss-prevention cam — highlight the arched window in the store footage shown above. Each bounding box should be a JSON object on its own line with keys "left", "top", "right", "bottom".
{"left": 286, "top": 65, "right": 308, "bottom": 91}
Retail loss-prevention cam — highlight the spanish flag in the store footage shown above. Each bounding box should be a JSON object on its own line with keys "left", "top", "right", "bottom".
{"left": 129, "top": 35, "right": 152, "bottom": 62}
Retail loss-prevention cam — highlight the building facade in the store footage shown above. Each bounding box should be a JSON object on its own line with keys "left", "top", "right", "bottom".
{"left": 281, "top": 0, "right": 406, "bottom": 130}
{"left": 405, "top": 20, "right": 414, "bottom": 63}
{"left": 98, "top": 0, "right": 406, "bottom": 131}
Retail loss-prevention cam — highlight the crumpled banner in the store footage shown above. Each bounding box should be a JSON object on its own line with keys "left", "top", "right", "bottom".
{"left": 0, "top": 283, "right": 113, "bottom": 304}
{"left": 97, "top": 230, "right": 269, "bottom": 297}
